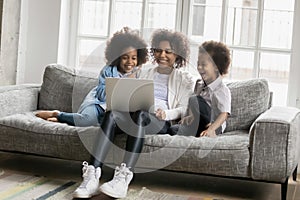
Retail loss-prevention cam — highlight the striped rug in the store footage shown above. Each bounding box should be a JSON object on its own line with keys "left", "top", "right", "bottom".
{"left": 0, "top": 169, "right": 222, "bottom": 200}
{"left": 0, "top": 170, "right": 79, "bottom": 200}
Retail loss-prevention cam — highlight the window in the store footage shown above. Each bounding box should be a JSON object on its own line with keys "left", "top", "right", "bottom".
{"left": 69, "top": 0, "right": 296, "bottom": 106}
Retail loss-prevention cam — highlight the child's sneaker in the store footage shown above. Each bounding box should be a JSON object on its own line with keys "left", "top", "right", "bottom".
{"left": 99, "top": 163, "right": 133, "bottom": 198}
{"left": 73, "top": 161, "right": 101, "bottom": 198}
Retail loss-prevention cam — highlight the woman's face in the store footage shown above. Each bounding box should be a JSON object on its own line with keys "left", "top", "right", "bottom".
{"left": 154, "top": 41, "right": 177, "bottom": 68}
{"left": 118, "top": 47, "right": 138, "bottom": 74}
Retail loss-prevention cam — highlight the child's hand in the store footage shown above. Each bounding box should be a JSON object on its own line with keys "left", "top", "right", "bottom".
{"left": 155, "top": 108, "right": 166, "bottom": 120}
{"left": 179, "top": 115, "right": 194, "bottom": 125}
{"left": 200, "top": 129, "right": 217, "bottom": 138}
{"left": 124, "top": 66, "right": 141, "bottom": 78}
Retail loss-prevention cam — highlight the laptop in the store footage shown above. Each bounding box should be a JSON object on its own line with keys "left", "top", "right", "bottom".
{"left": 105, "top": 77, "right": 155, "bottom": 113}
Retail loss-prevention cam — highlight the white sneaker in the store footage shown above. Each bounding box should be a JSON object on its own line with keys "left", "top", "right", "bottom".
{"left": 99, "top": 163, "right": 133, "bottom": 198}
{"left": 73, "top": 161, "right": 101, "bottom": 198}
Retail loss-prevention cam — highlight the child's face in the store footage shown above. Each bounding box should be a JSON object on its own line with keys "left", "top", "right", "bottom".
{"left": 197, "top": 53, "right": 219, "bottom": 84}
{"left": 118, "top": 47, "right": 138, "bottom": 74}
{"left": 154, "top": 41, "right": 177, "bottom": 68}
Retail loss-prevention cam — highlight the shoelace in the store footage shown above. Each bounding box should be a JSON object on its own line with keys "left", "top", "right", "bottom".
{"left": 79, "top": 161, "right": 94, "bottom": 188}
{"left": 82, "top": 161, "right": 89, "bottom": 174}
{"left": 111, "top": 164, "right": 131, "bottom": 184}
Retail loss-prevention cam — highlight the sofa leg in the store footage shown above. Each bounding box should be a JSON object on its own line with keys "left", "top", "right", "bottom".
{"left": 292, "top": 165, "right": 298, "bottom": 181}
{"left": 281, "top": 178, "right": 288, "bottom": 200}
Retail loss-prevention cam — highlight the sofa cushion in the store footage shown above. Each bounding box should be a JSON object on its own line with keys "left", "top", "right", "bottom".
{"left": 38, "top": 64, "right": 98, "bottom": 112}
{"left": 0, "top": 112, "right": 103, "bottom": 161}
{"left": 225, "top": 79, "right": 270, "bottom": 132}
{"left": 38, "top": 64, "right": 269, "bottom": 132}
{"left": 111, "top": 131, "right": 250, "bottom": 177}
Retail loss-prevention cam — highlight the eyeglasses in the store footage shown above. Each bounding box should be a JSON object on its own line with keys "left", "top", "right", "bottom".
{"left": 152, "top": 48, "right": 174, "bottom": 54}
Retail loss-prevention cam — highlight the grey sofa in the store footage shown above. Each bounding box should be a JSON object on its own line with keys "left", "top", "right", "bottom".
{"left": 0, "top": 64, "right": 299, "bottom": 200}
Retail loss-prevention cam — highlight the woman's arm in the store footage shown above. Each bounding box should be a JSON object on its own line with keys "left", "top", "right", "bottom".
{"left": 164, "top": 70, "right": 196, "bottom": 121}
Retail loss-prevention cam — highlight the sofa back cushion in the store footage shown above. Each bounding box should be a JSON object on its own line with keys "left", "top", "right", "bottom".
{"left": 38, "top": 64, "right": 98, "bottom": 112}
{"left": 39, "top": 64, "right": 270, "bottom": 132}
{"left": 225, "top": 78, "right": 270, "bottom": 132}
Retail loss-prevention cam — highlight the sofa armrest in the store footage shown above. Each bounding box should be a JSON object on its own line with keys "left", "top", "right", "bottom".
{"left": 249, "top": 106, "right": 300, "bottom": 182}
{"left": 0, "top": 84, "right": 40, "bottom": 118}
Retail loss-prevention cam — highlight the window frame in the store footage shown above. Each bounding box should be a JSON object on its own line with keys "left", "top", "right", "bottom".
{"left": 67, "top": 0, "right": 297, "bottom": 106}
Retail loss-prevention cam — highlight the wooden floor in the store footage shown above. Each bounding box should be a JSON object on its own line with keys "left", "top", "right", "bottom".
{"left": 0, "top": 152, "right": 299, "bottom": 200}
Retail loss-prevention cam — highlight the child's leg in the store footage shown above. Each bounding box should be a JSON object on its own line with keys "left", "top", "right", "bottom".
{"left": 57, "top": 105, "right": 104, "bottom": 127}
{"left": 173, "top": 95, "right": 211, "bottom": 137}
{"left": 35, "top": 110, "right": 59, "bottom": 120}
{"left": 195, "top": 95, "right": 211, "bottom": 137}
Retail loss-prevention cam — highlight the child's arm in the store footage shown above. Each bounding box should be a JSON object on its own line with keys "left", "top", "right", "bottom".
{"left": 179, "top": 108, "right": 194, "bottom": 125}
{"left": 95, "top": 66, "right": 117, "bottom": 101}
{"left": 200, "top": 112, "right": 228, "bottom": 137}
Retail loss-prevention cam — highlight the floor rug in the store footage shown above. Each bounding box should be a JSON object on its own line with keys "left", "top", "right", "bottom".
{"left": 124, "top": 187, "right": 224, "bottom": 200}
{"left": 0, "top": 170, "right": 224, "bottom": 200}
{"left": 0, "top": 170, "right": 79, "bottom": 200}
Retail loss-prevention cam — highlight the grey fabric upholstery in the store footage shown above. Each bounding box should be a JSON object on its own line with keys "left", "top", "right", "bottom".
{"left": 0, "top": 64, "right": 299, "bottom": 186}
{"left": 225, "top": 79, "right": 270, "bottom": 132}
{"left": 0, "top": 112, "right": 94, "bottom": 160}
{"left": 0, "top": 84, "right": 40, "bottom": 118}
{"left": 249, "top": 106, "right": 300, "bottom": 182}
{"left": 38, "top": 64, "right": 98, "bottom": 112}
{"left": 111, "top": 131, "right": 250, "bottom": 177}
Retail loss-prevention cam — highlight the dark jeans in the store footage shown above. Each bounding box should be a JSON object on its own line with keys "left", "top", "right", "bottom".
{"left": 170, "top": 95, "right": 211, "bottom": 137}
{"left": 90, "top": 110, "right": 171, "bottom": 169}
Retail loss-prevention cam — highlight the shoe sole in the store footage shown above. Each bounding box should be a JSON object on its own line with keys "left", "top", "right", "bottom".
{"left": 72, "top": 194, "right": 92, "bottom": 198}
{"left": 72, "top": 190, "right": 100, "bottom": 198}
{"left": 99, "top": 187, "right": 126, "bottom": 199}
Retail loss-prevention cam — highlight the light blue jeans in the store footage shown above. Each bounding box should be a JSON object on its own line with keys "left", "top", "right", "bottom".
{"left": 57, "top": 104, "right": 105, "bottom": 127}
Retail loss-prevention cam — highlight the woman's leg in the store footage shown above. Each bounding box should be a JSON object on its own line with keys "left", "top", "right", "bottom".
{"left": 73, "top": 110, "right": 115, "bottom": 198}
{"left": 99, "top": 110, "right": 149, "bottom": 199}
{"left": 123, "top": 110, "right": 149, "bottom": 168}
{"left": 90, "top": 111, "right": 116, "bottom": 168}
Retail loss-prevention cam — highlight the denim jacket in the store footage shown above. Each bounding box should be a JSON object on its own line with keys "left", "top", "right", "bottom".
{"left": 77, "top": 65, "right": 119, "bottom": 112}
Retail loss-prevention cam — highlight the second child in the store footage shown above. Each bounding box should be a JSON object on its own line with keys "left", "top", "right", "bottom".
{"left": 172, "top": 40, "right": 231, "bottom": 137}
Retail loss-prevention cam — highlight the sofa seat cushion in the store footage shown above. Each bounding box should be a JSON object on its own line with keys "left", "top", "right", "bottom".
{"left": 0, "top": 112, "right": 101, "bottom": 161}
{"left": 112, "top": 131, "right": 250, "bottom": 178}
{"left": 0, "top": 112, "right": 250, "bottom": 178}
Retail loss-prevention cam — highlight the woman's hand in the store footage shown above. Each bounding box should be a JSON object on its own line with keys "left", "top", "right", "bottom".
{"left": 155, "top": 108, "right": 166, "bottom": 120}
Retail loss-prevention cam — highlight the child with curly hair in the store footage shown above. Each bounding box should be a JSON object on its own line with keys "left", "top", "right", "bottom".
{"left": 172, "top": 40, "right": 231, "bottom": 137}
{"left": 35, "top": 27, "right": 148, "bottom": 127}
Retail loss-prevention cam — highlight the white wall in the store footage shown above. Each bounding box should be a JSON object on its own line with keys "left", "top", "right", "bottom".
{"left": 0, "top": 0, "right": 21, "bottom": 85}
{"left": 57, "top": 0, "right": 71, "bottom": 65}
{"left": 17, "top": 0, "right": 62, "bottom": 84}
{"left": 287, "top": 0, "right": 300, "bottom": 109}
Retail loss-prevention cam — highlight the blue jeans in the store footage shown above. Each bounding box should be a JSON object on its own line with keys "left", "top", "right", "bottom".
{"left": 57, "top": 104, "right": 105, "bottom": 127}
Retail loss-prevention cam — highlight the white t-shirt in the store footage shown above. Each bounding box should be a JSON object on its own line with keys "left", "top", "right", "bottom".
{"left": 153, "top": 72, "right": 169, "bottom": 111}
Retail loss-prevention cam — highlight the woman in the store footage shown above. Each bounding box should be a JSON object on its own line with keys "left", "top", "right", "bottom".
{"left": 74, "top": 29, "right": 195, "bottom": 199}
